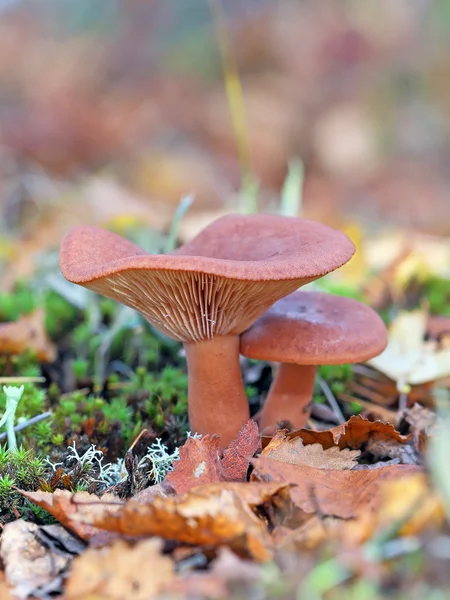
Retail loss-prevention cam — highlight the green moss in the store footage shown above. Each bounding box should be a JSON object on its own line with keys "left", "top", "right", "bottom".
{"left": 51, "top": 433, "right": 64, "bottom": 446}
{"left": 0, "top": 445, "right": 45, "bottom": 519}
{"left": 0, "top": 276, "right": 190, "bottom": 459}
{"left": 318, "top": 364, "right": 353, "bottom": 388}
{"left": 102, "top": 397, "right": 133, "bottom": 428}
{"left": 0, "top": 351, "right": 42, "bottom": 378}
{"left": 315, "top": 364, "right": 354, "bottom": 411}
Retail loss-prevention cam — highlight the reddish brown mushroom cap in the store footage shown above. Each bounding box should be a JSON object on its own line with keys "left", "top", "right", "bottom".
{"left": 240, "top": 291, "right": 388, "bottom": 365}
{"left": 60, "top": 214, "right": 355, "bottom": 343}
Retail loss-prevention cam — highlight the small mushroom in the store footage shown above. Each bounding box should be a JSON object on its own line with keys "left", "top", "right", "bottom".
{"left": 240, "top": 291, "right": 387, "bottom": 433}
{"left": 60, "top": 214, "right": 354, "bottom": 448}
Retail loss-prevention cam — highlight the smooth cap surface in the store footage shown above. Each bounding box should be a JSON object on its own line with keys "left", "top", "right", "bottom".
{"left": 60, "top": 214, "right": 355, "bottom": 343}
{"left": 240, "top": 291, "right": 387, "bottom": 365}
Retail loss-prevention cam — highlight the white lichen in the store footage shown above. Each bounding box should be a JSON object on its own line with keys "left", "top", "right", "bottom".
{"left": 140, "top": 438, "right": 180, "bottom": 484}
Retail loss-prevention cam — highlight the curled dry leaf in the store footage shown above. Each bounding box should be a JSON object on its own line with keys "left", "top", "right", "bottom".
{"left": 165, "top": 420, "right": 261, "bottom": 495}
{"left": 0, "top": 308, "right": 56, "bottom": 362}
{"left": 262, "top": 415, "right": 410, "bottom": 450}
{"left": 252, "top": 456, "right": 421, "bottom": 520}
{"left": 262, "top": 432, "right": 360, "bottom": 469}
{"left": 21, "top": 489, "right": 122, "bottom": 541}
{"left": 65, "top": 538, "right": 174, "bottom": 600}
{"left": 85, "top": 484, "right": 275, "bottom": 561}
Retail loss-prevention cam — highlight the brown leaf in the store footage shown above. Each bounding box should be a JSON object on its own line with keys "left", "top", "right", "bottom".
{"left": 86, "top": 485, "right": 274, "bottom": 561}
{"left": 252, "top": 457, "right": 421, "bottom": 519}
{"left": 221, "top": 419, "right": 261, "bottom": 481}
{"left": 194, "top": 483, "right": 305, "bottom": 536}
{"left": 165, "top": 420, "right": 261, "bottom": 494}
{"left": 1, "top": 519, "right": 71, "bottom": 599}
{"left": 271, "top": 514, "right": 339, "bottom": 552}
{"left": 164, "top": 435, "right": 222, "bottom": 494}
{"left": 0, "top": 309, "right": 56, "bottom": 362}
{"left": 343, "top": 472, "right": 445, "bottom": 544}
{"left": 65, "top": 538, "right": 173, "bottom": 600}
{"left": 262, "top": 415, "right": 410, "bottom": 450}
{"left": 21, "top": 489, "right": 122, "bottom": 540}
{"left": 185, "top": 481, "right": 292, "bottom": 508}
{"left": 262, "top": 432, "right": 360, "bottom": 469}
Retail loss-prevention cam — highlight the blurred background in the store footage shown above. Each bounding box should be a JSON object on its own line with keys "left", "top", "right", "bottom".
{"left": 1, "top": 0, "right": 450, "bottom": 281}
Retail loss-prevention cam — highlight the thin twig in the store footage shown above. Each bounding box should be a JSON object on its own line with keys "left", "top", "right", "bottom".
{"left": 0, "top": 411, "right": 52, "bottom": 441}
{"left": 317, "top": 376, "right": 346, "bottom": 424}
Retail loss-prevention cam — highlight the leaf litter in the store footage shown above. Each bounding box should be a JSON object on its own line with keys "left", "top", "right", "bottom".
{"left": 2, "top": 292, "right": 448, "bottom": 598}
{"left": 8, "top": 410, "right": 443, "bottom": 599}
{"left": 65, "top": 538, "right": 174, "bottom": 600}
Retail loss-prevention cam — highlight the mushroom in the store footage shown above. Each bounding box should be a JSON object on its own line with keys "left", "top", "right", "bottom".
{"left": 240, "top": 291, "right": 387, "bottom": 433}
{"left": 60, "top": 214, "right": 354, "bottom": 448}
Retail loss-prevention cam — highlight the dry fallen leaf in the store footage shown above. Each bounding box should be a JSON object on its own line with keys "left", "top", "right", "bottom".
{"left": 0, "top": 308, "right": 56, "bottom": 362}
{"left": 65, "top": 538, "right": 173, "bottom": 600}
{"left": 263, "top": 415, "right": 410, "bottom": 450}
{"left": 184, "top": 481, "right": 292, "bottom": 508}
{"left": 368, "top": 308, "right": 450, "bottom": 387}
{"left": 21, "top": 489, "right": 122, "bottom": 540}
{"left": 85, "top": 484, "right": 274, "bottom": 561}
{"left": 1, "top": 519, "right": 72, "bottom": 599}
{"left": 166, "top": 420, "right": 261, "bottom": 494}
{"left": 343, "top": 472, "right": 445, "bottom": 544}
{"left": 252, "top": 457, "right": 421, "bottom": 519}
{"left": 220, "top": 419, "right": 261, "bottom": 481}
{"left": 164, "top": 434, "right": 222, "bottom": 494}
{"left": 262, "top": 432, "right": 360, "bottom": 469}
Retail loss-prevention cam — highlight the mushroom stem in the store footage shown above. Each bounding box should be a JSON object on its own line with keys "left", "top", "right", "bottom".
{"left": 184, "top": 335, "right": 250, "bottom": 450}
{"left": 260, "top": 363, "right": 317, "bottom": 432}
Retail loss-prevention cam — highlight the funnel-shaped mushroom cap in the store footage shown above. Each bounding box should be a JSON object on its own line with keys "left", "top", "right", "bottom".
{"left": 60, "top": 215, "right": 354, "bottom": 343}
{"left": 241, "top": 291, "right": 387, "bottom": 364}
